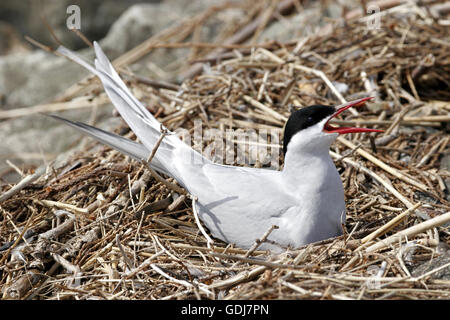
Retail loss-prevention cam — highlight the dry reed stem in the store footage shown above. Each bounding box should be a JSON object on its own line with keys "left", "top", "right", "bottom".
{"left": 0, "top": 95, "right": 110, "bottom": 119}
{"left": 365, "top": 211, "right": 450, "bottom": 253}
{"left": 337, "top": 137, "right": 429, "bottom": 192}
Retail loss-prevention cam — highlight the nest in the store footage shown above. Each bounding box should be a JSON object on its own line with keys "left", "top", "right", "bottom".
{"left": 1, "top": 1, "right": 449, "bottom": 300}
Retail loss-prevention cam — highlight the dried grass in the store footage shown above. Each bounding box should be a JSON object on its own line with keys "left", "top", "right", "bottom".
{"left": 1, "top": 0, "right": 449, "bottom": 300}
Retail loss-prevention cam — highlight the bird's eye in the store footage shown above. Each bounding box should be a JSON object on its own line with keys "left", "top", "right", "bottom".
{"left": 306, "top": 116, "right": 314, "bottom": 123}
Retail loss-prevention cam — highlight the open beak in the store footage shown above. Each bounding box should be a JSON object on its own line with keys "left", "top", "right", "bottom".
{"left": 323, "top": 97, "right": 383, "bottom": 134}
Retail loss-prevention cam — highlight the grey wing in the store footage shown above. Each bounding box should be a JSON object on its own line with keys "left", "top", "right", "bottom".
{"left": 178, "top": 163, "right": 295, "bottom": 247}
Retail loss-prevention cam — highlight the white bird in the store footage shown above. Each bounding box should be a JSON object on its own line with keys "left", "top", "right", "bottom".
{"left": 51, "top": 42, "right": 381, "bottom": 251}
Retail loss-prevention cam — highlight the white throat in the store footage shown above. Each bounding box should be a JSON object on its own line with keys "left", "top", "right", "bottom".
{"left": 283, "top": 118, "right": 338, "bottom": 173}
{"left": 280, "top": 121, "right": 345, "bottom": 243}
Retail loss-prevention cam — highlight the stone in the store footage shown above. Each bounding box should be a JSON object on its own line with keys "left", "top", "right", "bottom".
{"left": 411, "top": 251, "right": 450, "bottom": 280}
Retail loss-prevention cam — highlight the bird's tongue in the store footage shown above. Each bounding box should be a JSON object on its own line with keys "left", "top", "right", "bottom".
{"left": 324, "top": 97, "right": 383, "bottom": 134}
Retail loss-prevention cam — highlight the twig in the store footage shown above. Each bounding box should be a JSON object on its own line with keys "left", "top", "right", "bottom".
{"left": 0, "top": 165, "right": 46, "bottom": 202}
{"left": 40, "top": 12, "right": 63, "bottom": 46}
{"left": 208, "top": 265, "right": 268, "bottom": 290}
{"left": 127, "top": 174, "right": 136, "bottom": 212}
{"left": 330, "top": 151, "right": 414, "bottom": 208}
{"left": 24, "top": 35, "right": 55, "bottom": 53}
{"left": 166, "top": 195, "right": 186, "bottom": 212}
{"left": 334, "top": 143, "right": 362, "bottom": 162}
{"left": 211, "top": 252, "right": 296, "bottom": 269}
{"left": 0, "top": 95, "right": 110, "bottom": 120}
{"left": 115, "top": 234, "right": 134, "bottom": 271}
{"left": 5, "top": 270, "right": 43, "bottom": 299}
{"left": 243, "top": 95, "right": 287, "bottom": 123}
{"left": 257, "top": 70, "right": 270, "bottom": 101}
{"left": 179, "top": 0, "right": 296, "bottom": 80}
{"left": 293, "top": 65, "right": 358, "bottom": 116}
{"left": 38, "top": 199, "right": 88, "bottom": 215}
{"left": 50, "top": 253, "right": 82, "bottom": 287}
{"left": 150, "top": 263, "right": 213, "bottom": 296}
{"left": 244, "top": 225, "right": 279, "bottom": 258}
{"left": 191, "top": 196, "right": 214, "bottom": 249}
{"left": 417, "top": 137, "right": 448, "bottom": 167}
{"left": 281, "top": 280, "right": 351, "bottom": 300}
{"left": 147, "top": 41, "right": 276, "bottom": 50}
{"left": 5, "top": 160, "right": 24, "bottom": 177}
{"left": 337, "top": 136, "right": 429, "bottom": 192}
{"left": 124, "top": 251, "right": 164, "bottom": 279}
{"left": 133, "top": 74, "right": 180, "bottom": 91}
{"left": 70, "top": 28, "right": 93, "bottom": 47}
{"left": 38, "top": 217, "right": 75, "bottom": 241}
{"left": 384, "top": 104, "right": 412, "bottom": 136}
{"left": 358, "top": 202, "right": 422, "bottom": 248}
{"left": 411, "top": 53, "right": 435, "bottom": 79}
{"left": 169, "top": 243, "right": 267, "bottom": 255}
{"left": 145, "top": 166, "right": 185, "bottom": 195}
{"left": 406, "top": 70, "right": 420, "bottom": 101}
{"left": 146, "top": 129, "right": 168, "bottom": 164}
{"left": 0, "top": 208, "right": 37, "bottom": 266}
{"left": 141, "top": 129, "right": 186, "bottom": 195}
{"left": 365, "top": 211, "right": 450, "bottom": 253}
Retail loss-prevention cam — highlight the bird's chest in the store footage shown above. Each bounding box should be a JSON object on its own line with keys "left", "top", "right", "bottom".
{"left": 288, "top": 158, "right": 340, "bottom": 188}
{"left": 283, "top": 159, "right": 345, "bottom": 212}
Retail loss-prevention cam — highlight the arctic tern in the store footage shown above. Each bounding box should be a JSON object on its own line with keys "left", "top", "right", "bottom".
{"left": 51, "top": 42, "right": 381, "bottom": 251}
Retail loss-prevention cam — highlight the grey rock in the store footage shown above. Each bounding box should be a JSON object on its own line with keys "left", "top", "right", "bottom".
{"left": 257, "top": 0, "right": 364, "bottom": 43}
{"left": 100, "top": 2, "right": 191, "bottom": 77}
{"left": 325, "top": 2, "right": 344, "bottom": 19}
{"left": 411, "top": 251, "right": 450, "bottom": 280}
{"left": 258, "top": 7, "right": 323, "bottom": 43}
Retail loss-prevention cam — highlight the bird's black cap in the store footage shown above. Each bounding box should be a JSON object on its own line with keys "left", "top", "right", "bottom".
{"left": 283, "top": 105, "right": 335, "bottom": 155}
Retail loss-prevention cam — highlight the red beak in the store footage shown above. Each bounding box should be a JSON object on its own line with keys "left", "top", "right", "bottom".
{"left": 323, "top": 97, "right": 383, "bottom": 134}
